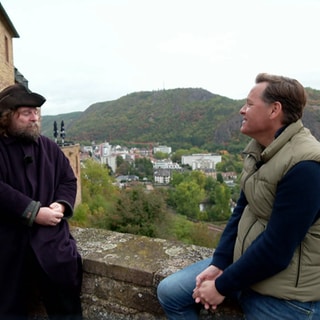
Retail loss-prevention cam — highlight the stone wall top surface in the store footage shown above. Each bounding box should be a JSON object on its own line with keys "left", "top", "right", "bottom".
{"left": 72, "top": 227, "right": 213, "bottom": 284}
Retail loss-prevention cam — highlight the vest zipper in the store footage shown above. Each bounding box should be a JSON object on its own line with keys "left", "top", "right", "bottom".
{"left": 241, "top": 153, "right": 260, "bottom": 187}
{"left": 241, "top": 219, "right": 258, "bottom": 255}
{"left": 295, "top": 244, "right": 302, "bottom": 287}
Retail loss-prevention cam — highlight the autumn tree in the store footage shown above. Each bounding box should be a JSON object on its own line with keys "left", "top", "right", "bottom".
{"left": 130, "top": 157, "right": 154, "bottom": 180}
{"left": 107, "top": 185, "right": 168, "bottom": 237}
{"left": 171, "top": 180, "right": 205, "bottom": 219}
{"left": 73, "top": 159, "right": 118, "bottom": 227}
{"left": 207, "top": 182, "right": 232, "bottom": 221}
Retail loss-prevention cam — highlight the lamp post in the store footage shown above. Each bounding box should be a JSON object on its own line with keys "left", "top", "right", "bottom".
{"left": 60, "top": 120, "right": 65, "bottom": 146}
{"left": 53, "top": 121, "right": 58, "bottom": 143}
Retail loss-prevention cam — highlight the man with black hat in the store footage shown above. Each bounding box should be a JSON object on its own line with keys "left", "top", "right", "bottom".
{"left": 0, "top": 83, "right": 83, "bottom": 319}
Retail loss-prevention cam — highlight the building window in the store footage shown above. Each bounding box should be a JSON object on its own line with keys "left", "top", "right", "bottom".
{"left": 5, "top": 36, "right": 9, "bottom": 62}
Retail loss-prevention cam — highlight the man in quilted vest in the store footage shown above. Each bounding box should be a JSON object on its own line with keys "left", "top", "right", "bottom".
{"left": 157, "top": 73, "right": 320, "bottom": 319}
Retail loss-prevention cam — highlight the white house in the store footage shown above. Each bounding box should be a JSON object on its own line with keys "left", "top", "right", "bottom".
{"left": 181, "top": 153, "right": 222, "bottom": 170}
{"left": 154, "top": 169, "right": 171, "bottom": 184}
{"left": 153, "top": 160, "right": 181, "bottom": 169}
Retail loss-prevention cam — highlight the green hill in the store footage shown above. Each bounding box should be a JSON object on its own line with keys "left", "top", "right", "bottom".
{"left": 41, "top": 87, "right": 320, "bottom": 153}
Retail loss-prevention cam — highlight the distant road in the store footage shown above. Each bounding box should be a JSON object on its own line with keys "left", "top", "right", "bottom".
{"left": 207, "top": 224, "right": 225, "bottom": 233}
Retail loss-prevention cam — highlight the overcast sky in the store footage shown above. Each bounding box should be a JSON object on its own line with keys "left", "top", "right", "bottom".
{"left": 2, "top": 0, "right": 320, "bottom": 115}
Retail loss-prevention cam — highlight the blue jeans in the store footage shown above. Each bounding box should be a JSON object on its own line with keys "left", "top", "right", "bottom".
{"left": 157, "top": 258, "right": 320, "bottom": 320}
{"left": 239, "top": 289, "right": 320, "bottom": 320}
{"left": 157, "top": 258, "right": 211, "bottom": 320}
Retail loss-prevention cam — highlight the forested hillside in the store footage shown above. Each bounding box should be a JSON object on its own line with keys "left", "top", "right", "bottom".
{"left": 42, "top": 87, "right": 320, "bottom": 153}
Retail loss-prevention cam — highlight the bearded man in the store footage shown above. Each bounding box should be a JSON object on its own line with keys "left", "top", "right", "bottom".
{"left": 0, "top": 84, "right": 83, "bottom": 320}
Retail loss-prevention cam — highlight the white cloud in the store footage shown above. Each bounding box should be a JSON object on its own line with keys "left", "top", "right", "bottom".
{"left": 2, "top": 0, "right": 320, "bottom": 115}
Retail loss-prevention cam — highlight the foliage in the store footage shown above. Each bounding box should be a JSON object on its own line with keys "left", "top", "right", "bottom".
{"left": 115, "top": 157, "right": 153, "bottom": 180}
{"left": 216, "top": 173, "right": 223, "bottom": 183}
{"left": 169, "top": 171, "right": 189, "bottom": 187}
{"left": 215, "top": 153, "right": 244, "bottom": 174}
{"left": 189, "top": 170, "right": 207, "bottom": 189}
{"left": 168, "top": 214, "right": 193, "bottom": 243}
{"left": 169, "top": 170, "right": 207, "bottom": 218}
{"left": 168, "top": 169, "right": 233, "bottom": 222}
{"left": 305, "top": 87, "right": 320, "bottom": 106}
{"left": 74, "top": 160, "right": 169, "bottom": 236}
{"left": 116, "top": 158, "right": 131, "bottom": 176}
{"left": 206, "top": 183, "right": 232, "bottom": 221}
{"left": 106, "top": 185, "right": 168, "bottom": 237}
{"left": 230, "top": 181, "right": 241, "bottom": 203}
{"left": 154, "top": 151, "right": 168, "bottom": 160}
{"left": 73, "top": 159, "right": 118, "bottom": 227}
{"left": 81, "top": 159, "right": 116, "bottom": 199}
{"left": 204, "top": 176, "right": 219, "bottom": 203}
{"left": 130, "top": 158, "right": 154, "bottom": 180}
{"left": 173, "top": 180, "right": 205, "bottom": 219}
{"left": 72, "top": 202, "right": 90, "bottom": 227}
{"left": 189, "top": 221, "right": 221, "bottom": 248}
{"left": 159, "top": 213, "right": 221, "bottom": 248}
{"left": 72, "top": 153, "right": 240, "bottom": 247}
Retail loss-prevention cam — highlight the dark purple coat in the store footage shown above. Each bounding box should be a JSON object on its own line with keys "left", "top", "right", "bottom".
{"left": 0, "top": 135, "right": 82, "bottom": 288}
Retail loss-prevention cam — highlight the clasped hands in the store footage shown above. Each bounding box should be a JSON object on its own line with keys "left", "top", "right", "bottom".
{"left": 192, "top": 265, "right": 225, "bottom": 311}
{"left": 35, "top": 202, "right": 65, "bottom": 226}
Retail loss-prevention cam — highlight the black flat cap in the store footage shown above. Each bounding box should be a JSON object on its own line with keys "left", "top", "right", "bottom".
{"left": 0, "top": 83, "right": 46, "bottom": 114}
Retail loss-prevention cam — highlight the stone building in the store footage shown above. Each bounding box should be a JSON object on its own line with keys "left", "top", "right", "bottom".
{"left": 0, "top": 3, "right": 19, "bottom": 89}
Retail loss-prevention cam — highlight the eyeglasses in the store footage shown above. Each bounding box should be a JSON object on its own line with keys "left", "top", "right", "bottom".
{"left": 17, "top": 108, "right": 40, "bottom": 117}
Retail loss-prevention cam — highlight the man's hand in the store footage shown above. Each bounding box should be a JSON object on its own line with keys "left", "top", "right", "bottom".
{"left": 195, "top": 265, "right": 223, "bottom": 287}
{"left": 192, "top": 265, "right": 224, "bottom": 310}
{"left": 34, "top": 206, "right": 64, "bottom": 226}
{"left": 49, "top": 202, "right": 65, "bottom": 213}
{"left": 193, "top": 279, "right": 225, "bottom": 310}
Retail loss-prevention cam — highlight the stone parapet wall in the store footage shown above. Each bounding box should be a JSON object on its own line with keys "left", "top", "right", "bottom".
{"left": 71, "top": 227, "right": 243, "bottom": 319}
